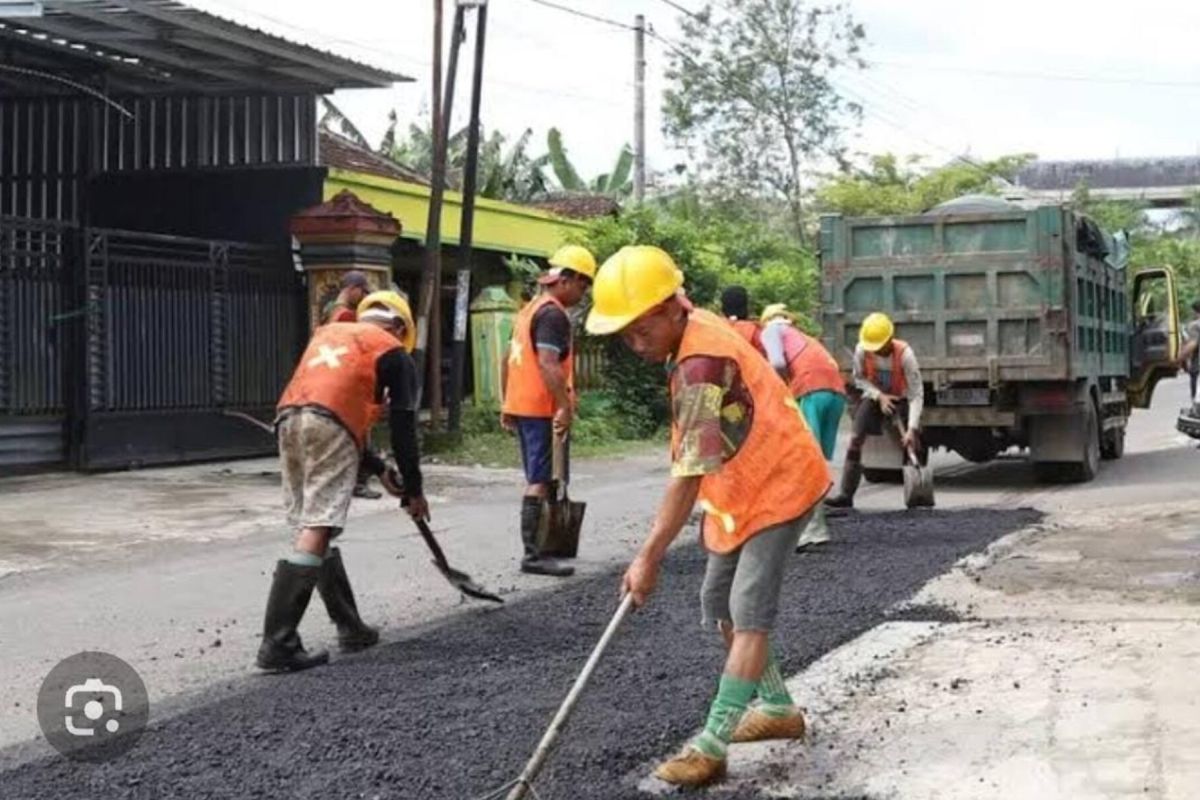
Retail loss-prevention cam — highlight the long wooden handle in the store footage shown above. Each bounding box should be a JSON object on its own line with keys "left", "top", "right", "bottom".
{"left": 552, "top": 432, "right": 566, "bottom": 486}
{"left": 414, "top": 518, "right": 451, "bottom": 572}
{"left": 505, "top": 594, "right": 635, "bottom": 800}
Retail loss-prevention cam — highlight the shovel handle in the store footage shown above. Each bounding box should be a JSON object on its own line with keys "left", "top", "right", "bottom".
{"left": 552, "top": 433, "right": 568, "bottom": 494}
{"left": 414, "top": 518, "right": 452, "bottom": 573}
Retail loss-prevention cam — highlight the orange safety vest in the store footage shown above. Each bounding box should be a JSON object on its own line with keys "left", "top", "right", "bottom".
{"left": 862, "top": 339, "right": 909, "bottom": 396}
{"left": 786, "top": 331, "right": 846, "bottom": 398}
{"left": 672, "top": 309, "right": 832, "bottom": 554}
{"left": 502, "top": 294, "right": 575, "bottom": 418}
{"left": 728, "top": 319, "right": 763, "bottom": 352}
{"left": 277, "top": 322, "right": 400, "bottom": 448}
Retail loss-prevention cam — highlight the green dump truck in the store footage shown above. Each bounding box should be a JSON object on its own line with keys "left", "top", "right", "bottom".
{"left": 819, "top": 196, "right": 1181, "bottom": 483}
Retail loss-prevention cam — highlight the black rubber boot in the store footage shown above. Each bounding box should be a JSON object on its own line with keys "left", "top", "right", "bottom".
{"left": 824, "top": 459, "right": 862, "bottom": 510}
{"left": 519, "top": 497, "right": 574, "bottom": 578}
{"left": 317, "top": 547, "right": 380, "bottom": 652}
{"left": 256, "top": 561, "right": 330, "bottom": 673}
{"left": 352, "top": 467, "right": 383, "bottom": 500}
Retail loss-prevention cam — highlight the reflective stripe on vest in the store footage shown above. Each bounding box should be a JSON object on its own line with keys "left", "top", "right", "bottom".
{"left": 501, "top": 294, "right": 575, "bottom": 418}
{"left": 277, "top": 322, "right": 400, "bottom": 448}
{"left": 672, "top": 309, "right": 832, "bottom": 554}
{"left": 863, "top": 340, "right": 909, "bottom": 396}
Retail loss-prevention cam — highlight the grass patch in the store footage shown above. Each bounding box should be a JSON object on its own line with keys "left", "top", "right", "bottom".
{"left": 415, "top": 391, "right": 666, "bottom": 468}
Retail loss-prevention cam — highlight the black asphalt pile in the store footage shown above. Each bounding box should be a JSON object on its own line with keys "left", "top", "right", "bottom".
{"left": 4, "top": 508, "right": 1039, "bottom": 800}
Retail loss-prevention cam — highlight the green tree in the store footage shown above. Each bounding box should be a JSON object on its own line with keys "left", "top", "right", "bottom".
{"left": 817, "top": 153, "right": 1035, "bottom": 216}
{"left": 662, "top": 0, "right": 867, "bottom": 245}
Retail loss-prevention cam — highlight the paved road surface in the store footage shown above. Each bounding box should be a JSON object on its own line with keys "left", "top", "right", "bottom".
{"left": 0, "top": 377, "right": 1194, "bottom": 797}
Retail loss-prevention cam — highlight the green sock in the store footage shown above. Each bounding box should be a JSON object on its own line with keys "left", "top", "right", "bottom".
{"left": 692, "top": 674, "right": 758, "bottom": 759}
{"left": 755, "top": 653, "right": 797, "bottom": 717}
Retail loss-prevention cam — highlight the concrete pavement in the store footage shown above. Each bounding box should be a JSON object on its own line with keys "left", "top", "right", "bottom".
{"left": 682, "top": 378, "right": 1200, "bottom": 799}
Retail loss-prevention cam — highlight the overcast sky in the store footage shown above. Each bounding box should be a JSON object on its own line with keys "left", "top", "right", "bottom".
{"left": 191, "top": 0, "right": 1200, "bottom": 180}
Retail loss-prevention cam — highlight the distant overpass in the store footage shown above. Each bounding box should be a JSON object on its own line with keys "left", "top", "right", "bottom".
{"left": 1009, "top": 156, "right": 1200, "bottom": 207}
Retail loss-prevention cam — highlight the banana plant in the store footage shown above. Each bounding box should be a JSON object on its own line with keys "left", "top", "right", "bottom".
{"left": 547, "top": 128, "right": 634, "bottom": 197}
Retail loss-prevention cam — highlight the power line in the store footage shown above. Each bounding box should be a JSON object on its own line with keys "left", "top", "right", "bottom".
{"left": 521, "top": 0, "right": 635, "bottom": 31}
{"left": 656, "top": 0, "right": 705, "bottom": 21}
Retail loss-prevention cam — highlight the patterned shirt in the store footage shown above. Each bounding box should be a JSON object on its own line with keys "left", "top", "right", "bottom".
{"left": 668, "top": 355, "right": 754, "bottom": 477}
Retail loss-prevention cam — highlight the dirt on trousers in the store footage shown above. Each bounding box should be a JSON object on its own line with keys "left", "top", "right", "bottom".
{"left": 1, "top": 508, "right": 1040, "bottom": 800}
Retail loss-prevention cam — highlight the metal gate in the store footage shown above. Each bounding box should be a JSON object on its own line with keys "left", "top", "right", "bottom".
{"left": 0, "top": 216, "right": 305, "bottom": 471}
{"left": 0, "top": 215, "right": 72, "bottom": 468}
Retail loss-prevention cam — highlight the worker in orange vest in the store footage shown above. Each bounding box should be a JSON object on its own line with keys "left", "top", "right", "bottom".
{"left": 826, "top": 312, "right": 924, "bottom": 510}
{"left": 501, "top": 245, "right": 597, "bottom": 578}
{"left": 758, "top": 303, "right": 847, "bottom": 548}
{"left": 586, "top": 246, "right": 831, "bottom": 788}
{"left": 256, "top": 291, "right": 428, "bottom": 673}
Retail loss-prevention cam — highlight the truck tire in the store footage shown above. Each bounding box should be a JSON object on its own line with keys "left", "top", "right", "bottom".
{"left": 863, "top": 468, "right": 903, "bottom": 484}
{"left": 1032, "top": 403, "right": 1101, "bottom": 484}
{"left": 1101, "top": 424, "right": 1125, "bottom": 460}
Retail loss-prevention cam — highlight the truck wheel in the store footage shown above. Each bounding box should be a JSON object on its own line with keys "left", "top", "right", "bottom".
{"left": 1032, "top": 403, "right": 1101, "bottom": 483}
{"left": 1100, "top": 424, "right": 1125, "bottom": 460}
{"left": 1064, "top": 403, "right": 1101, "bottom": 482}
{"left": 863, "top": 468, "right": 903, "bottom": 484}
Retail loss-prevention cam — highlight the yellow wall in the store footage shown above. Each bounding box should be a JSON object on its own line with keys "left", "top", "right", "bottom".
{"left": 324, "top": 168, "right": 588, "bottom": 258}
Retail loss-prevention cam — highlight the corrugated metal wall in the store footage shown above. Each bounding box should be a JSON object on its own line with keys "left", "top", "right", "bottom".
{"left": 0, "top": 94, "right": 317, "bottom": 224}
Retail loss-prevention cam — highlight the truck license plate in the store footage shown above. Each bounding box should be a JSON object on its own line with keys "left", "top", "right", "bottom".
{"left": 937, "top": 388, "right": 990, "bottom": 406}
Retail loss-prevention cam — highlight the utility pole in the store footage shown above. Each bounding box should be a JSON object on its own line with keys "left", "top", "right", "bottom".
{"left": 417, "top": 1, "right": 466, "bottom": 427}
{"left": 414, "top": 0, "right": 444, "bottom": 423}
{"left": 633, "top": 13, "right": 646, "bottom": 204}
{"left": 448, "top": 0, "right": 488, "bottom": 433}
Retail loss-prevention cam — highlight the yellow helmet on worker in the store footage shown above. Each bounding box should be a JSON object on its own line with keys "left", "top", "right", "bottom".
{"left": 357, "top": 290, "right": 417, "bottom": 353}
{"left": 859, "top": 312, "right": 895, "bottom": 352}
{"left": 585, "top": 245, "right": 684, "bottom": 335}
{"left": 760, "top": 303, "right": 794, "bottom": 324}
{"left": 541, "top": 244, "right": 598, "bottom": 284}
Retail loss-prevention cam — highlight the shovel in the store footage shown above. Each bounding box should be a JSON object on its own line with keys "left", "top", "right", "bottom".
{"left": 412, "top": 517, "right": 504, "bottom": 605}
{"left": 537, "top": 433, "right": 586, "bottom": 559}
{"left": 892, "top": 416, "right": 935, "bottom": 509}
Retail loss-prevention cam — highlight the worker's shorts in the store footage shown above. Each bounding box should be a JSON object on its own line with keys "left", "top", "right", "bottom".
{"left": 700, "top": 509, "right": 811, "bottom": 632}
{"left": 277, "top": 408, "right": 359, "bottom": 533}
{"left": 799, "top": 389, "right": 846, "bottom": 460}
{"left": 514, "top": 416, "right": 567, "bottom": 485}
{"left": 850, "top": 398, "right": 911, "bottom": 439}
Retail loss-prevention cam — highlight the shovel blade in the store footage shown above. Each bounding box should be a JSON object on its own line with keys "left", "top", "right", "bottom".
{"left": 538, "top": 497, "right": 583, "bottom": 559}
{"left": 902, "top": 464, "right": 935, "bottom": 508}
{"left": 434, "top": 561, "right": 505, "bottom": 604}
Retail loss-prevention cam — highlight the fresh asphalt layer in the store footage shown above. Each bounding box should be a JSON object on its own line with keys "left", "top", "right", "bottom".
{"left": 2, "top": 508, "right": 1040, "bottom": 800}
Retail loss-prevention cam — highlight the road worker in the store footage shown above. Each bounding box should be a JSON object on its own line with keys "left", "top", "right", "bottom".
{"left": 826, "top": 312, "right": 924, "bottom": 509}
{"left": 501, "top": 245, "right": 596, "bottom": 577}
{"left": 256, "top": 291, "right": 427, "bottom": 673}
{"left": 586, "top": 246, "right": 831, "bottom": 788}
{"left": 720, "top": 285, "right": 762, "bottom": 347}
{"left": 759, "top": 303, "right": 846, "bottom": 548}
{"left": 319, "top": 269, "right": 385, "bottom": 500}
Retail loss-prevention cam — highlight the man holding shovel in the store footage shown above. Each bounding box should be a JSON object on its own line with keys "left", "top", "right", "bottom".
{"left": 256, "top": 290, "right": 428, "bottom": 673}
{"left": 586, "top": 246, "right": 831, "bottom": 787}
{"left": 501, "top": 245, "right": 596, "bottom": 578}
{"left": 826, "top": 312, "right": 924, "bottom": 510}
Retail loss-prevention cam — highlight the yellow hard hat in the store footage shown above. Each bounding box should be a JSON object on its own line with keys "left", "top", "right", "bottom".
{"left": 760, "top": 303, "right": 793, "bottom": 323}
{"left": 585, "top": 245, "right": 684, "bottom": 335}
{"left": 357, "top": 290, "right": 417, "bottom": 353}
{"left": 859, "top": 312, "right": 894, "bottom": 352}
{"left": 543, "top": 244, "right": 598, "bottom": 282}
